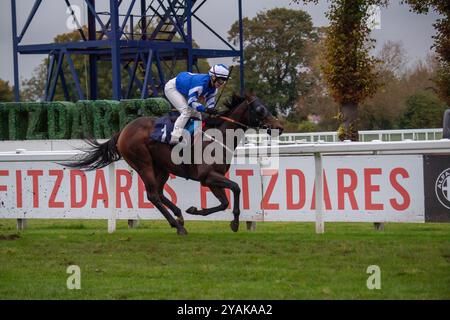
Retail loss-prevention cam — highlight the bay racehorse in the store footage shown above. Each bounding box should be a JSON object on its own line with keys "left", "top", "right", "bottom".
{"left": 64, "top": 93, "right": 283, "bottom": 235}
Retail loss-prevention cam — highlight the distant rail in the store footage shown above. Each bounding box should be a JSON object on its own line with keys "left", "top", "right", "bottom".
{"left": 244, "top": 128, "right": 443, "bottom": 145}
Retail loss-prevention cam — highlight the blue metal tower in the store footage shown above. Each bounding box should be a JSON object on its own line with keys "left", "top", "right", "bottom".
{"left": 10, "top": 0, "right": 245, "bottom": 101}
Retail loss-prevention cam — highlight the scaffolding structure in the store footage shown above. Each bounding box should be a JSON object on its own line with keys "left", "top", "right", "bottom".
{"left": 10, "top": 0, "right": 245, "bottom": 101}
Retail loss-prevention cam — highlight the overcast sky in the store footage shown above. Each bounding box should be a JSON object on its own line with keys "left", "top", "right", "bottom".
{"left": 0, "top": 0, "right": 441, "bottom": 85}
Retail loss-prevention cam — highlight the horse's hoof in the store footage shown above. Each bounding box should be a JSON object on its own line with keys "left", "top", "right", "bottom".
{"left": 177, "top": 217, "right": 185, "bottom": 226}
{"left": 230, "top": 220, "right": 239, "bottom": 232}
{"left": 186, "top": 206, "right": 197, "bottom": 215}
{"left": 177, "top": 227, "right": 188, "bottom": 236}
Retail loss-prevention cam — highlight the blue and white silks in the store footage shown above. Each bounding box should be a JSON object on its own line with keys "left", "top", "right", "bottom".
{"left": 175, "top": 72, "right": 217, "bottom": 111}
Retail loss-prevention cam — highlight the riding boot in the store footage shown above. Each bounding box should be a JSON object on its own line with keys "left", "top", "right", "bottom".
{"left": 170, "top": 117, "right": 189, "bottom": 145}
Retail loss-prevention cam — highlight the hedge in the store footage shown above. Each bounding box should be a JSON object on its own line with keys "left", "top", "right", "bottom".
{"left": 0, "top": 98, "right": 170, "bottom": 140}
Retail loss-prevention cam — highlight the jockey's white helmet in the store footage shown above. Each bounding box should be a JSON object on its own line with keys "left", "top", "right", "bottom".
{"left": 209, "top": 64, "right": 231, "bottom": 79}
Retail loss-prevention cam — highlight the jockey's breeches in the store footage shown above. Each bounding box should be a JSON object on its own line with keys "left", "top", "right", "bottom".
{"left": 164, "top": 78, "right": 202, "bottom": 140}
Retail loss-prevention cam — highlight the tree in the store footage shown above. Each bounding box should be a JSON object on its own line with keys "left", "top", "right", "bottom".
{"left": 400, "top": 91, "right": 448, "bottom": 128}
{"left": 227, "top": 8, "right": 320, "bottom": 115}
{"left": 292, "top": 1, "right": 388, "bottom": 140}
{"left": 20, "top": 64, "right": 47, "bottom": 101}
{"left": 358, "top": 41, "right": 408, "bottom": 129}
{"left": 403, "top": 0, "right": 450, "bottom": 106}
{"left": 377, "top": 40, "right": 407, "bottom": 77}
{"left": 0, "top": 79, "right": 14, "bottom": 102}
{"left": 321, "top": 0, "right": 388, "bottom": 140}
{"left": 292, "top": 34, "right": 340, "bottom": 132}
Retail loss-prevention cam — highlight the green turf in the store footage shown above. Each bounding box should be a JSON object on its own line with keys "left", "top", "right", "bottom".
{"left": 0, "top": 219, "right": 449, "bottom": 299}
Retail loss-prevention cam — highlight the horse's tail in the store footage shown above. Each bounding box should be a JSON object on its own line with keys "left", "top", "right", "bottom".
{"left": 63, "top": 132, "right": 122, "bottom": 171}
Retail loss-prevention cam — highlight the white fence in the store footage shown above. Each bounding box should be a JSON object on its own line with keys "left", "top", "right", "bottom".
{"left": 245, "top": 128, "right": 444, "bottom": 145}
{"left": 1, "top": 139, "right": 449, "bottom": 233}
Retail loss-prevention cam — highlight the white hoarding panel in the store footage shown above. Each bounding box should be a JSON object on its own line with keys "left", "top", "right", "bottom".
{"left": 0, "top": 155, "right": 424, "bottom": 222}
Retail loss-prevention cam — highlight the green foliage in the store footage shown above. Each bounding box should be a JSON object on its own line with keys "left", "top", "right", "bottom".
{"left": 322, "top": 0, "right": 384, "bottom": 106}
{"left": 118, "top": 98, "right": 170, "bottom": 128}
{"left": 400, "top": 91, "right": 448, "bottom": 128}
{"left": 47, "top": 102, "right": 74, "bottom": 139}
{"left": 71, "top": 100, "right": 95, "bottom": 139}
{"left": 0, "top": 103, "right": 10, "bottom": 140}
{"left": 291, "top": 1, "right": 388, "bottom": 140}
{"left": 228, "top": 8, "right": 320, "bottom": 114}
{"left": 92, "top": 100, "right": 121, "bottom": 139}
{"left": 0, "top": 79, "right": 14, "bottom": 102}
{"left": 0, "top": 98, "right": 168, "bottom": 140}
{"left": 403, "top": 1, "right": 450, "bottom": 106}
{"left": 297, "top": 121, "right": 318, "bottom": 133}
{"left": 436, "top": 61, "right": 450, "bottom": 107}
{"left": 7, "top": 103, "right": 32, "bottom": 140}
{"left": 26, "top": 102, "right": 48, "bottom": 139}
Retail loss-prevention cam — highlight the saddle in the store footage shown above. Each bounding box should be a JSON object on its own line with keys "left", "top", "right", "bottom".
{"left": 150, "top": 111, "right": 202, "bottom": 144}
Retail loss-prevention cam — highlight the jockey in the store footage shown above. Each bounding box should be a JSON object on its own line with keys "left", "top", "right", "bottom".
{"left": 164, "top": 64, "right": 231, "bottom": 145}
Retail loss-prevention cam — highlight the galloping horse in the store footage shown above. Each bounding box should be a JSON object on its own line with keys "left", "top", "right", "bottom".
{"left": 65, "top": 93, "right": 283, "bottom": 235}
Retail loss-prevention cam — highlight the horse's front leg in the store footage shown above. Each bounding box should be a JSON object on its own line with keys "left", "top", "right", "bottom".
{"left": 186, "top": 186, "right": 229, "bottom": 216}
{"left": 200, "top": 171, "right": 241, "bottom": 232}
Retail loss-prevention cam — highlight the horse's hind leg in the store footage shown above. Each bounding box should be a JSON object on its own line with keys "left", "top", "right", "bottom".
{"left": 140, "top": 167, "right": 188, "bottom": 236}
{"left": 161, "top": 195, "right": 185, "bottom": 226}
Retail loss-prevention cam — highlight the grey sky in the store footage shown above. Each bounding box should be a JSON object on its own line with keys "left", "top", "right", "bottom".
{"left": 0, "top": 0, "right": 441, "bottom": 84}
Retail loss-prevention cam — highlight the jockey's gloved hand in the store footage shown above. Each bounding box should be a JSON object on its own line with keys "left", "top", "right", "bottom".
{"left": 195, "top": 104, "right": 206, "bottom": 113}
{"left": 205, "top": 108, "right": 218, "bottom": 115}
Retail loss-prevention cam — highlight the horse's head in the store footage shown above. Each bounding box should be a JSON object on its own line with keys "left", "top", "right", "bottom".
{"left": 230, "top": 93, "right": 284, "bottom": 136}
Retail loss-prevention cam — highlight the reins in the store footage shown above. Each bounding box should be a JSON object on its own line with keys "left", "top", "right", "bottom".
{"left": 213, "top": 97, "right": 259, "bottom": 130}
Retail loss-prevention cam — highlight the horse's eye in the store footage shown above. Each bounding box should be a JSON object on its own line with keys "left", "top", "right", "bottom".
{"left": 255, "top": 105, "right": 266, "bottom": 117}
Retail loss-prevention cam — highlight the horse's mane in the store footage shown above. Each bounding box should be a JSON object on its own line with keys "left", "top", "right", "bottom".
{"left": 203, "top": 93, "right": 246, "bottom": 128}
{"left": 223, "top": 93, "right": 246, "bottom": 111}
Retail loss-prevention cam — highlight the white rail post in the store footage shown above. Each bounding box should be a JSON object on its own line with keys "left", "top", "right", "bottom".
{"left": 108, "top": 163, "right": 116, "bottom": 233}
{"left": 314, "top": 152, "right": 325, "bottom": 234}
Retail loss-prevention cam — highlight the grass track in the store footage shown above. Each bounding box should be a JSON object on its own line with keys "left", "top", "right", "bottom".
{"left": 0, "top": 219, "right": 449, "bottom": 299}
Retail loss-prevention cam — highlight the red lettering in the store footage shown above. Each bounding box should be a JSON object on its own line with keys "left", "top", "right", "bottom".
{"left": 49, "top": 170, "right": 64, "bottom": 208}
{"left": 27, "top": 170, "right": 43, "bottom": 208}
{"left": 235, "top": 169, "right": 253, "bottom": 210}
{"left": 364, "top": 168, "right": 383, "bottom": 210}
{"left": 70, "top": 170, "right": 87, "bottom": 208}
{"left": 310, "top": 171, "right": 332, "bottom": 210}
{"left": 116, "top": 169, "right": 133, "bottom": 209}
{"left": 337, "top": 168, "right": 359, "bottom": 210}
{"left": 286, "top": 169, "right": 306, "bottom": 210}
{"left": 163, "top": 174, "right": 177, "bottom": 204}
{"left": 91, "top": 170, "right": 108, "bottom": 208}
{"left": 138, "top": 176, "right": 153, "bottom": 208}
{"left": 390, "top": 168, "right": 410, "bottom": 211}
{"left": 262, "top": 169, "right": 279, "bottom": 210}
{"left": 16, "top": 171, "right": 22, "bottom": 208}
{"left": 0, "top": 170, "right": 8, "bottom": 193}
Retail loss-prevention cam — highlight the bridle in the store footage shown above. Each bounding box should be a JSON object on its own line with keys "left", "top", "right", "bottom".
{"left": 213, "top": 97, "right": 272, "bottom": 131}
{"left": 201, "top": 97, "right": 277, "bottom": 155}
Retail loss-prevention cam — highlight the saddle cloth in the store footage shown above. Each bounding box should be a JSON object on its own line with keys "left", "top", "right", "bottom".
{"left": 150, "top": 111, "right": 200, "bottom": 144}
